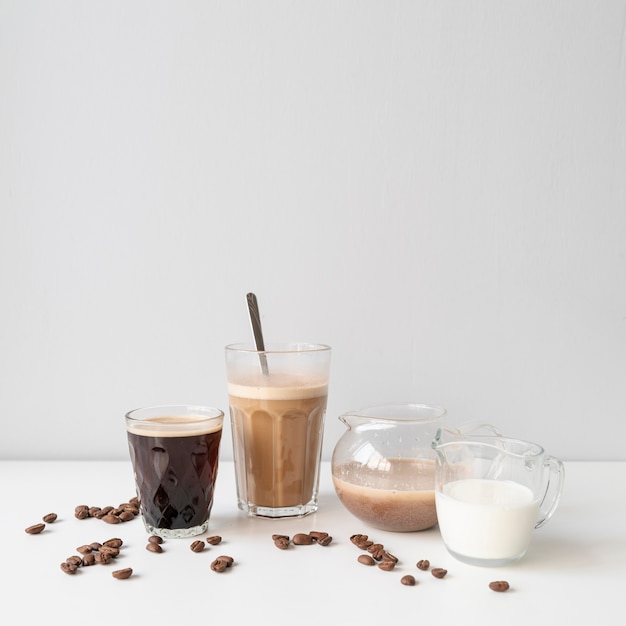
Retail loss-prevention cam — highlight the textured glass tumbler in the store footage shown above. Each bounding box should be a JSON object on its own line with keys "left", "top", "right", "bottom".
{"left": 226, "top": 342, "right": 331, "bottom": 518}
{"left": 126, "top": 405, "right": 224, "bottom": 538}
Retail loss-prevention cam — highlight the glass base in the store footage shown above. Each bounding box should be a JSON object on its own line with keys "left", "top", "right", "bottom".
{"left": 445, "top": 546, "right": 526, "bottom": 567}
{"left": 238, "top": 500, "right": 318, "bottom": 519}
{"left": 143, "top": 518, "right": 210, "bottom": 538}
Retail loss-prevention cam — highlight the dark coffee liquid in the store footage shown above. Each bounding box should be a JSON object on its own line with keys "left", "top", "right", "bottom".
{"left": 127, "top": 427, "right": 222, "bottom": 530}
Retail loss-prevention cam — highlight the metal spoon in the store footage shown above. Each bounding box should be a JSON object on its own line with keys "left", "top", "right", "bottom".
{"left": 246, "top": 292, "right": 269, "bottom": 375}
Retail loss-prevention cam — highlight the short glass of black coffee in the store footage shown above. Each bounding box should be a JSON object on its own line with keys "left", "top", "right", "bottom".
{"left": 125, "top": 404, "right": 224, "bottom": 538}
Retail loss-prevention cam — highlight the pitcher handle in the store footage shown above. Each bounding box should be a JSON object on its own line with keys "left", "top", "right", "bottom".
{"left": 535, "top": 455, "right": 565, "bottom": 529}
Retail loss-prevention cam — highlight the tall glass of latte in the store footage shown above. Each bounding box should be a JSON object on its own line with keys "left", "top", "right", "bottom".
{"left": 125, "top": 404, "right": 224, "bottom": 538}
{"left": 225, "top": 342, "right": 331, "bottom": 518}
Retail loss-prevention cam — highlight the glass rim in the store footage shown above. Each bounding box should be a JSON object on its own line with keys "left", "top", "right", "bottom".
{"left": 343, "top": 402, "right": 447, "bottom": 422}
{"left": 432, "top": 434, "right": 546, "bottom": 458}
{"left": 225, "top": 342, "right": 331, "bottom": 354}
{"left": 125, "top": 404, "right": 224, "bottom": 423}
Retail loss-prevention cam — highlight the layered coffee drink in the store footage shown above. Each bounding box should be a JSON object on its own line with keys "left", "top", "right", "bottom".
{"left": 228, "top": 375, "right": 328, "bottom": 515}
{"left": 126, "top": 406, "right": 223, "bottom": 538}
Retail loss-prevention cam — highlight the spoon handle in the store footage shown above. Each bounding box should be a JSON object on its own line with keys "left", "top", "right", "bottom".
{"left": 246, "top": 292, "right": 269, "bottom": 375}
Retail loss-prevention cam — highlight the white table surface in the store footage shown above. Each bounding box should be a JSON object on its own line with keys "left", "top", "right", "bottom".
{"left": 1, "top": 460, "right": 624, "bottom": 624}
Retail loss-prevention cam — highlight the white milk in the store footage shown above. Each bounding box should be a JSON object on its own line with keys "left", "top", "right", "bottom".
{"left": 435, "top": 478, "right": 540, "bottom": 562}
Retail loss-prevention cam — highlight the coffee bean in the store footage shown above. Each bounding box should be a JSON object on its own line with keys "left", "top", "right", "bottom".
{"left": 147, "top": 535, "right": 163, "bottom": 544}
{"left": 95, "top": 551, "right": 112, "bottom": 564}
{"left": 89, "top": 542, "right": 103, "bottom": 551}
{"left": 60, "top": 561, "right": 78, "bottom": 575}
{"left": 102, "top": 514, "right": 121, "bottom": 524}
{"left": 66, "top": 555, "right": 82, "bottom": 567}
{"left": 378, "top": 559, "right": 396, "bottom": 571}
{"left": 350, "top": 533, "right": 368, "bottom": 545}
{"left": 273, "top": 536, "right": 290, "bottom": 550}
{"left": 431, "top": 568, "right": 448, "bottom": 579}
{"left": 309, "top": 531, "right": 328, "bottom": 541}
{"left": 416, "top": 559, "right": 430, "bottom": 571}
{"left": 357, "top": 554, "right": 375, "bottom": 566}
{"left": 118, "top": 511, "right": 135, "bottom": 522}
{"left": 210, "top": 556, "right": 233, "bottom": 572}
{"left": 82, "top": 554, "right": 96, "bottom": 567}
{"left": 74, "top": 505, "right": 89, "bottom": 520}
{"left": 99, "top": 545, "right": 120, "bottom": 557}
{"left": 381, "top": 552, "right": 398, "bottom": 564}
{"left": 146, "top": 542, "right": 163, "bottom": 553}
{"left": 206, "top": 535, "right": 222, "bottom": 545}
{"left": 489, "top": 581, "right": 510, "bottom": 592}
{"left": 89, "top": 507, "right": 102, "bottom": 517}
{"left": 370, "top": 547, "right": 385, "bottom": 561}
{"left": 112, "top": 567, "right": 133, "bottom": 580}
{"left": 190, "top": 540, "right": 205, "bottom": 552}
{"left": 103, "top": 538, "right": 123, "bottom": 548}
{"left": 293, "top": 533, "right": 314, "bottom": 545}
{"left": 76, "top": 545, "right": 93, "bottom": 555}
{"left": 401, "top": 575, "right": 416, "bottom": 586}
{"left": 317, "top": 535, "right": 333, "bottom": 546}
{"left": 367, "top": 543, "right": 384, "bottom": 554}
{"left": 42, "top": 513, "right": 57, "bottom": 523}
{"left": 25, "top": 523, "right": 45, "bottom": 535}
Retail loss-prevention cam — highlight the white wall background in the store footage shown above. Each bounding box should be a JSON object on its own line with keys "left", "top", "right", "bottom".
{"left": 1, "top": 1, "right": 625, "bottom": 462}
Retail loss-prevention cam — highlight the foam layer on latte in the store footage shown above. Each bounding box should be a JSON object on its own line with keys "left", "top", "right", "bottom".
{"left": 228, "top": 374, "right": 328, "bottom": 400}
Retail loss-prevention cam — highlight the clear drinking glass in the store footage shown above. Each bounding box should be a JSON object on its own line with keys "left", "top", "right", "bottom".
{"left": 125, "top": 404, "right": 224, "bottom": 538}
{"left": 225, "top": 342, "right": 331, "bottom": 518}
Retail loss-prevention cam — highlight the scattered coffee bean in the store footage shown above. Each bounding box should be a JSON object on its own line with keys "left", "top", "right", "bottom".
{"left": 25, "top": 523, "right": 45, "bottom": 535}
{"left": 112, "top": 567, "right": 133, "bottom": 580}
{"left": 378, "top": 559, "right": 396, "bottom": 571}
{"left": 103, "top": 538, "right": 123, "bottom": 548}
{"left": 350, "top": 533, "right": 368, "bottom": 545}
{"left": 367, "top": 543, "right": 384, "bottom": 554}
{"left": 309, "top": 531, "right": 328, "bottom": 541}
{"left": 416, "top": 559, "right": 430, "bottom": 571}
{"left": 317, "top": 535, "right": 333, "bottom": 546}
{"left": 148, "top": 535, "right": 163, "bottom": 544}
{"left": 272, "top": 534, "right": 290, "bottom": 550}
{"left": 99, "top": 545, "right": 120, "bottom": 557}
{"left": 76, "top": 545, "right": 93, "bottom": 555}
{"left": 146, "top": 542, "right": 163, "bottom": 553}
{"left": 210, "top": 556, "right": 234, "bottom": 572}
{"left": 401, "top": 575, "right": 416, "bottom": 586}
{"left": 293, "top": 533, "right": 314, "bottom": 545}
{"left": 102, "top": 514, "right": 121, "bottom": 524}
{"left": 95, "top": 551, "right": 112, "bottom": 564}
{"left": 190, "top": 540, "right": 205, "bottom": 552}
{"left": 66, "top": 555, "right": 82, "bottom": 567}
{"left": 357, "top": 554, "right": 376, "bottom": 566}
{"left": 206, "top": 535, "right": 222, "bottom": 545}
{"left": 60, "top": 561, "right": 78, "bottom": 575}
{"left": 431, "top": 568, "right": 448, "bottom": 579}
{"left": 42, "top": 513, "right": 57, "bottom": 523}
{"left": 89, "top": 542, "right": 103, "bottom": 551}
{"left": 489, "top": 581, "right": 510, "bottom": 592}
{"left": 82, "top": 554, "right": 96, "bottom": 567}
{"left": 89, "top": 507, "right": 102, "bottom": 517}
